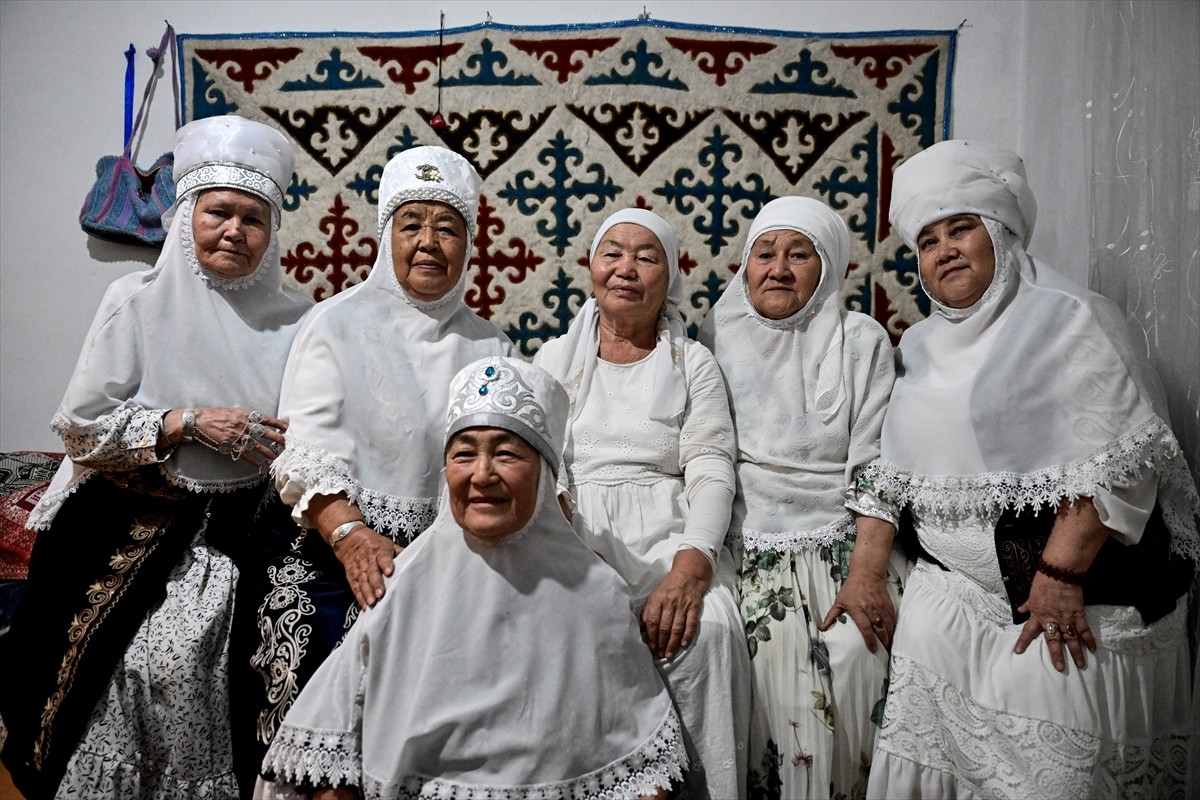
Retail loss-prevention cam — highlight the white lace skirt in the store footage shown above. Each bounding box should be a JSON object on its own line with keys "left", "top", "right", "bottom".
{"left": 54, "top": 528, "right": 240, "bottom": 799}
{"left": 868, "top": 560, "right": 1191, "bottom": 799}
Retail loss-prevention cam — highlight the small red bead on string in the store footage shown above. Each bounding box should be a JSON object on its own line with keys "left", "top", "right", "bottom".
{"left": 429, "top": 11, "right": 450, "bottom": 130}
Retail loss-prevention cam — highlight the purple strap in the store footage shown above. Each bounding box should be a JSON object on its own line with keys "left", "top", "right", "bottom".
{"left": 123, "top": 44, "right": 136, "bottom": 148}
{"left": 124, "top": 22, "right": 178, "bottom": 158}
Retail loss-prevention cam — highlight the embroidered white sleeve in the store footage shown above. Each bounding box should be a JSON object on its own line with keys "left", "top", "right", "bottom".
{"left": 51, "top": 400, "right": 165, "bottom": 471}
{"left": 273, "top": 439, "right": 438, "bottom": 543}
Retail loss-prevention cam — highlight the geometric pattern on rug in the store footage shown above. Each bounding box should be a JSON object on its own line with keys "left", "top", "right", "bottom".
{"left": 180, "top": 20, "right": 955, "bottom": 351}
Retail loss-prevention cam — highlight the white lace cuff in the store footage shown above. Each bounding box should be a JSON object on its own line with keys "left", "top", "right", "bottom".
{"left": 866, "top": 417, "right": 1200, "bottom": 562}
{"left": 51, "top": 401, "right": 165, "bottom": 471}
{"left": 262, "top": 724, "right": 361, "bottom": 790}
{"left": 274, "top": 439, "right": 439, "bottom": 543}
{"left": 728, "top": 514, "right": 857, "bottom": 553}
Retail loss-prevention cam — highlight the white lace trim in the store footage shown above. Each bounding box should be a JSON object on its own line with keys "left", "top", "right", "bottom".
{"left": 159, "top": 462, "right": 267, "bottom": 493}
{"left": 263, "top": 724, "right": 361, "bottom": 790}
{"left": 176, "top": 162, "right": 285, "bottom": 224}
{"left": 877, "top": 652, "right": 1188, "bottom": 797}
{"left": 867, "top": 417, "right": 1200, "bottom": 561}
{"left": 180, "top": 194, "right": 279, "bottom": 292}
{"left": 379, "top": 188, "right": 476, "bottom": 243}
{"left": 25, "top": 469, "right": 97, "bottom": 531}
{"left": 364, "top": 706, "right": 686, "bottom": 800}
{"left": 273, "top": 440, "right": 438, "bottom": 543}
{"left": 729, "top": 514, "right": 855, "bottom": 553}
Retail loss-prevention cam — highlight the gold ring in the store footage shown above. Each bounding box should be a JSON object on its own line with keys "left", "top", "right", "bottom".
{"left": 1045, "top": 621, "right": 1060, "bottom": 638}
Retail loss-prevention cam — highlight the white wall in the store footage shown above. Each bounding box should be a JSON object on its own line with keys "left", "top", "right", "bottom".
{"left": 0, "top": 0, "right": 1090, "bottom": 451}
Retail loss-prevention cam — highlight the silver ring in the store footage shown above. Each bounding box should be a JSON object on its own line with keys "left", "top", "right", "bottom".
{"left": 248, "top": 410, "right": 263, "bottom": 424}
{"left": 250, "top": 423, "right": 265, "bottom": 438}
{"left": 1064, "top": 623, "right": 1078, "bottom": 638}
{"left": 872, "top": 616, "right": 884, "bottom": 627}
{"left": 1045, "top": 621, "right": 1060, "bottom": 638}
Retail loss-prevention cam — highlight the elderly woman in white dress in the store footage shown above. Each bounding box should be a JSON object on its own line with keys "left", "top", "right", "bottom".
{"left": 535, "top": 208, "right": 751, "bottom": 800}
{"left": 261, "top": 357, "right": 687, "bottom": 800}
{"left": 698, "top": 197, "right": 904, "bottom": 799}
{"left": 0, "top": 116, "right": 311, "bottom": 798}
{"left": 866, "top": 140, "right": 1198, "bottom": 798}
{"left": 252, "top": 146, "right": 515, "bottom": 766}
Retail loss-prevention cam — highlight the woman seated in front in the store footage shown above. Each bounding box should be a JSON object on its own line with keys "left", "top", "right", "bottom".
{"left": 261, "top": 357, "right": 686, "bottom": 800}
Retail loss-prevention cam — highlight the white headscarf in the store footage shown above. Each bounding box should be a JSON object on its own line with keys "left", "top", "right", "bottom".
{"left": 273, "top": 146, "right": 515, "bottom": 541}
{"left": 698, "top": 198, "right": 895, "bottom": 551}
{"left": 534, "top": 208, "right": 688, "bottom": 424}
{"left": 871, "top": 139, "right": 1199, "bottom": 560}
{"left": 263, "top": 358, "right": 686, "bottom": 799}
{"left": 30, "top": 116, "right": 311, "bottom": 528}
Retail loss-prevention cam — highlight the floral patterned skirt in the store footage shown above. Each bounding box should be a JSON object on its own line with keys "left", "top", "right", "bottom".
{"left": 740, "top": 540, "right": 907, "bottom": 800}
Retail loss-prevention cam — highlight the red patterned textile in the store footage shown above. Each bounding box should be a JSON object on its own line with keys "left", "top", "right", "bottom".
{"left": 179, "top": 21, "right": 955, "bottom": 349}
{"left": 0, "top": 452, "right": 63, "bottom": 580}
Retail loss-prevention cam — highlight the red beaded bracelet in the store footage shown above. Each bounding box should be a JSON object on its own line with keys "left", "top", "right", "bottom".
{"left": 1036, "top": 556, "right": 1087, "bottom": 585}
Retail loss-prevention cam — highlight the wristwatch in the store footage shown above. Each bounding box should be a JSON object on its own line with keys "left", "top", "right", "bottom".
{"left": 328, "top": 519, "right": 366, "bottom": 547}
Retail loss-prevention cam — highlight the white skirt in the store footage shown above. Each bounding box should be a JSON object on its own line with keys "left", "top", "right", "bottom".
{"left": 868, "top": 560, "right": 1190, "bottom": 799}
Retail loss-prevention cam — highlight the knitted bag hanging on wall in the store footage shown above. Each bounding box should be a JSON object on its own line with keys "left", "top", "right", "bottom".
{"left": 79, "top": 22, "right": 179, "bottom": 247}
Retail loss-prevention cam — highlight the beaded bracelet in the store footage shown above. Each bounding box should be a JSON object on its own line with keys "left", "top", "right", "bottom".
{"left": 1036, "top": 556, "right": 1087, "bottom": 585}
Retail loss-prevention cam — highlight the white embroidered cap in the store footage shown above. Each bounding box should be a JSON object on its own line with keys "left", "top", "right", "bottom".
{"left": 378, "top": 145, "right": 482, "bottom": 242}
{"left": 171, "top": 115, "right": 295, "bottom": 227}
{"left": 889, "top": 139, "right": 1038, "bottom": 249}
{"left": 445, "top": 357, "right": 569, "bottom": 476}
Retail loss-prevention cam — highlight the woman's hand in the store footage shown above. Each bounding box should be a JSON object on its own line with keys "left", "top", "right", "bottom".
{"left": 641, "top": 548, "right": 713, "bottom": 660}
{"left": 161, "top": 407, "right": 287, "bottom": 468}
{"left": 820, "top": 571, "right": 895, "bottom": 653}
{"left": 1013, "top": 498, "right": 1107, "bottom": 671}
{"left": 334, "top": 526, "right": 404, "bottom": 610}
{"left": 1015, "top": 574, "right": 1096, "bottom": 671}
{"left": 307, "top": 494, "right": 404, "bottom": 610}
{"left": 312, "top": 787, "right": 357, "bottom": 800}
{"left": 820, "top": 513, "right": 897, "bottom": 652}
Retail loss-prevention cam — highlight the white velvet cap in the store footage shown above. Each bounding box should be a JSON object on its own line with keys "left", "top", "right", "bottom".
{"left": 445, "top": 357, "right": 569, "bottom": 476}
{"left": 171, "top": 115, "right": 294, "bottom": 226}
{"left": 889, "top": 139, "right": 1038, "bottom": 249}
{"left": 379, "top": 146, "right": 482, "bottom": 242}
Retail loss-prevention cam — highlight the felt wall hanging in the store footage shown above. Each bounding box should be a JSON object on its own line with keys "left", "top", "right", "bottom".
{"left": 179, "top": 20, "right": 955, "bottom": 350}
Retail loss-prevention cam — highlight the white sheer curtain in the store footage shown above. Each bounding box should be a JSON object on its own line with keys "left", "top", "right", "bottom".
{"left": 1085, "top": 0, "right": 1200, "bottom": 489}
{"left": 1085, "top": 4, "right": 1200, "bottom": 791}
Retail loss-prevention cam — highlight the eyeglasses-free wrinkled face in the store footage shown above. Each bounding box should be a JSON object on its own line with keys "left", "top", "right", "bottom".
{"left": 445, "top": 428, "right": 542, "bottom": 544}
{"left": 745, "top": 229, "right": 823, "bottom": 320}
{"left": 915, "top": 214, "right": 997, "bottom": 309}
{"left": 192, "top": 189, "right": 271, "bottom": 280}
{"left": 589, "top": 222, "right": 670, "bottom": 326}
{"left": 390, "top": 201, "right": 468, "bottom": 302}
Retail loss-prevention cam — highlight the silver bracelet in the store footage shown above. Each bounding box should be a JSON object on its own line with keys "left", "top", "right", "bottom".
{"left": 328, "top": 519, "right": 367, "bottom": 547}
{"left": 181, "top": 409, "right": 197, "bottom": 442}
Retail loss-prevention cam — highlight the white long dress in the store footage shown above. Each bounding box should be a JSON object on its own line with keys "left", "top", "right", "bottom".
{"left": 553, "top": 342, "right": 752, "bottom": 800}
{"left": 870, "top": 509, "right": 1191, "bottom": 798}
